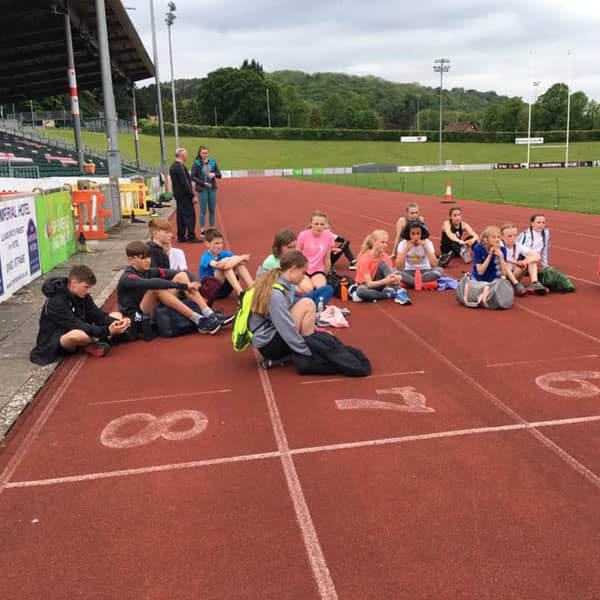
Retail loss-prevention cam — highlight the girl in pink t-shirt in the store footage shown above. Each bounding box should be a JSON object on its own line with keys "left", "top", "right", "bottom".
{"left": 297, "top": 210, "right": 337, "bottom": 291}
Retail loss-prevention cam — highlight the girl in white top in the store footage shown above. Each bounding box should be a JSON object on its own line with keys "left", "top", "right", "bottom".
{"left": 395, "top": 221, "right": 443, "bottom": 288}
{"left": 517, "top": 214, "right": 551, "bottom": 268}
{"left": 392, "top": 202, "right": 426, "bottom": 258}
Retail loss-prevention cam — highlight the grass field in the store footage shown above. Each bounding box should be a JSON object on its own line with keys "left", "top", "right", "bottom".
{"left": 296, "top": 168, "right": 600, "bottom": 214}
{"left": 38, "top": 128, "right": 600, "bottom": 170}
{"left": 37, "top": 128, "right": 600, "bottom": 213}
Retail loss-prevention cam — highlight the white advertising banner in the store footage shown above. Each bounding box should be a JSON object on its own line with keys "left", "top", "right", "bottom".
{"left": 400, "top": 136, "right": 428, "bottom": 143}
{"left": 515, "top": 137, "right": 544, "bottom": 144}
{"left": 0, "top": 193, "right": 41, "bottom": 303}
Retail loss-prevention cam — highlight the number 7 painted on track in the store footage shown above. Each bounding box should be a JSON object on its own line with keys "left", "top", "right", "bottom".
{"left": 335, "top": 386, "right": 435, "bottom": 413}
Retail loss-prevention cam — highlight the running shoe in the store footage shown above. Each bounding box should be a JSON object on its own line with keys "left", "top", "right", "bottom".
{"left": 394, "top": 288, "right": 412, "bottom": 305}
{"left": 527, "top": 281, "right": 550, "bottom": 296}
{"left": 197, "top": 315, "right": 222, "bottom": 335}
{"left": 513, "top": 282, "right": 527, "bottom": 297}
{"left": 84, "top": 342, "right": 111, "bottom": 357}
{"left": 213, "top": 310, "right": 236, "bottom": 326}
{"left": 438, "top": 251, "right": 453, "bottom": 267}
{"left": 349, "top": 260, "right": 357, "bottom": 271}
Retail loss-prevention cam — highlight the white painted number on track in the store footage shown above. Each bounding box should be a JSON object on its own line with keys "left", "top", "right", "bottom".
{"left": 100, "top": 410, "right": 208, "bottom": 449}
{"left": 336, "top": 386, "right": 435, "bottom": 413}
{"left": 535, "top": 371, "right": 600, "bottom": 398}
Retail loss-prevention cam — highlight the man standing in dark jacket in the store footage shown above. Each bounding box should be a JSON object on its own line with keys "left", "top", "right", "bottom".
{"left": 30, "top": 265, "right": 131, "bottom": 365}
{"left": 169, "top": 148, "right": 200, "bottom": 243}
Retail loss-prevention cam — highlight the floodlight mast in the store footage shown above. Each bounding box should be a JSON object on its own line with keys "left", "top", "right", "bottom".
{"left": 150, "top": 0, "right": 167, "bottom": 177}
{"left": 433, "top": 58, "right": 450, "bottom": 166}
{"left": 166, "top": 3, "right": 179, "bottom": 149}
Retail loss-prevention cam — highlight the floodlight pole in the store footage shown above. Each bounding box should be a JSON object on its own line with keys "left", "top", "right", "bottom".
{"left": 565, "top": 51, "right": 572, "bottom": 168}
{"left": 266, "top": 88, "right": 271, "bottom": 127}
{"left": 64, "top": 9, "right": 85, "bottom": 172}
{"left": 150, "top": 0, "right": 168, "bottom": 176}
{"left": 416, "top": 94, "right": 420, "bottom": 131}
{"left": 433, "top": 58, "right": 450, "bottom": 167}
{"left": 95, "top": 0, "right": 123, "bottom": 224}
{"left": 132, "top": 85, "right": 141, "bottom": 169}
{"left": 166, "top": 3, "right": 179, "bottom": 149}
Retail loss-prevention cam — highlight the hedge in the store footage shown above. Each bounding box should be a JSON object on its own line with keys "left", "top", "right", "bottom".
{"left": 138, "top": 119, "right": 600, "bottom": 143}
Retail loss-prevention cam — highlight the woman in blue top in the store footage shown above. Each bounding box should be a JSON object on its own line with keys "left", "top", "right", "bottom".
{"left": 472, "top": 226, "right": 526, "bottom": 295}
{"left": 191, "top": 145, "right": 221, "bottom": 235}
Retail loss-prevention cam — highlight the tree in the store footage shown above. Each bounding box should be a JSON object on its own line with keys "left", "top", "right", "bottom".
{"left": 307, "top": 105, "right": 322, "bottom": 128}
{"left": 321, "top": 94, "right": 346, "bottom": 128}
{"left": 280, "top": 84, "right": 309, "bottom": 127}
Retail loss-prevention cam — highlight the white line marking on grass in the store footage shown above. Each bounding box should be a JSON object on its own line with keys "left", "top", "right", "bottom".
{"left": 218, "top": 204, "right": 338, "bottom": 600}
{"left": 0, "top": 356, "right": 86, "bottom": 497}
{"left": 5, "top": 450, "right": 283, "bottom": 488}
{"left": 378, "top": 308, "right": 600, "bottom": 490}
{"left": 515, "top": 304, "right": 600, "bottom": 344}
{"left": 7, "top": 414, "right": 600, "bottom": 490}
{"left": 90, "top": 389, "right": 232, "bottom": 406}
{"left": 301, "top": 370, "right": 425, "bottom": 385}
{"left": 486, "top": 355, "right": 598, "bottom": 368}
{"left": 256, "top": 354, "right": 339, "bottom": 600}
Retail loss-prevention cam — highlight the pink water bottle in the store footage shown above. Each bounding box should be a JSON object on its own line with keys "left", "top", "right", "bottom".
{"left": 414, "top": 268, "right": 422, "bottom": 291}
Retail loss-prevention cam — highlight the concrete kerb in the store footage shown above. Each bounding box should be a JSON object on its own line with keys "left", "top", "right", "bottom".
{"left": 0, "top": 207, "right": 173, "bottom": 440}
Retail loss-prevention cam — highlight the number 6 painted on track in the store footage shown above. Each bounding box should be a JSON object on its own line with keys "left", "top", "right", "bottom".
{"left": 100, "top": 410, "right": 208, "bottom": 449}
{"left": 535, "top": 371, "right": 600, "bottom": 398}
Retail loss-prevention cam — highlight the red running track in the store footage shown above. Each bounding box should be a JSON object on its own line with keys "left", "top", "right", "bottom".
{"left": 1, "top": 177, "right": 599, "bottom": 599}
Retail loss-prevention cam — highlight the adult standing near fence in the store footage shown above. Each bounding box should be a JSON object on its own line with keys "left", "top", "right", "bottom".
{"left": 169, "top": 148, "right": 200, "bottom": 243}
{"left": 191, "top": 145, "right": 222, "bottom": 236}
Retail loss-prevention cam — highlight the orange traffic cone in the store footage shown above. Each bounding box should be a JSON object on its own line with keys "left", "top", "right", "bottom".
{"left": 441, "top": 180, "right": 456, "bottom": 204}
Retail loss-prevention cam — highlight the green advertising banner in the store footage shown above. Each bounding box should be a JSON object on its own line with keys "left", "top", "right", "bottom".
{"left": 35, "top": 191, "right": 76, "bottom": 273}
{"left": 312, "top": 168, "right": 324, "bottom": 175}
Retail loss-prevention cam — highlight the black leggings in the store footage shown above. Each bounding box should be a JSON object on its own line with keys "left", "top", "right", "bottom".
{"left": 331, "top": 236, "right": 355, "bottom": 266}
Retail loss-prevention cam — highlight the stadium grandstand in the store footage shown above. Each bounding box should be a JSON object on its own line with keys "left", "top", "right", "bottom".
{"left": 0, "top": 0, "right": 155, "bottom": 179}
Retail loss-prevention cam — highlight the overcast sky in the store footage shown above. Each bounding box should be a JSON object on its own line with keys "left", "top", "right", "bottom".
{"left": 125, "top": 0, "right": 600, "bottom": 102}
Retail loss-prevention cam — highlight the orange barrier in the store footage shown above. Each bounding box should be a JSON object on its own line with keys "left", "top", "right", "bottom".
{"left": 72, "top": 190, "right": 111, "bottom": 240}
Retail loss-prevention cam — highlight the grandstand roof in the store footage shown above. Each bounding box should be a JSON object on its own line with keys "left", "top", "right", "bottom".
{"left": 0, "top": 0, "right": 154, "bottom": 102}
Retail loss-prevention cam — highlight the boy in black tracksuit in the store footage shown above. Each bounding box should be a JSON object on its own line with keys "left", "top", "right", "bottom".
{"left": 30, "top": 265, "right": 131, "bottom": 365}
{"left": 117, "top": 241, "right": 231, "bottom": 335}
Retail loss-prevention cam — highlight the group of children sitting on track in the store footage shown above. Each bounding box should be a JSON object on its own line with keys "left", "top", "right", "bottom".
{"left": 29, "top": 202, "right": 552, "bottom": 367}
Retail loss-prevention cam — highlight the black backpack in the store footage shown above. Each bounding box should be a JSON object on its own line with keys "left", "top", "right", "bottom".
{"left": 326, "top": 271, "right": 356, "bottom": 298}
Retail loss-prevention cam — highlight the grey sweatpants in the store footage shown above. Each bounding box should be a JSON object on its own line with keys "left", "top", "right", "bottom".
{"left": 356, "top": 260, "right": 401, "bottom": 301}
{"left": 396, "top": 267, "right": 444, "bottom": 288}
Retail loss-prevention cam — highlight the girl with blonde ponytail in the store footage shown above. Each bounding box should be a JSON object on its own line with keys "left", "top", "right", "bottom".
{"left": 353, "top": 230, "right": 411, "bottom": 304}
{"left": 248, "top": 250, "right": 314, "bottom": 360}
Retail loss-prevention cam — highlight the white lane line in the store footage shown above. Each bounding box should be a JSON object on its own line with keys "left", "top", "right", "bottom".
{"left": 290, "top": 414, "right": 600, "bottom": 457}
{"left": 5, "top": 450, "right": 282, "bottom": 488}
{"left": 256, "top": 353, "right": 338, "bottom": 600}
{"left": 89, "top": 389, "right": 232, "bottom": 406}
{"left": 567, "top": 274, "right": 600, "bottom": 288}
{"left": 486, "top": 355, "right": 598, "bottom": 368}
{"left": 218, "top": 204, "right": 338, "bottom": 600}
{"left": 379, "top": 308, "right": 600, "bottom": 490}
{"left": 515, "top": 303, "right": 600, "bottom": 344}
{"left": 301, "top": 370, "right": 425, "bottom": 385}
{"left": 6, "top": 414, "right": 600, "bottom": 490}
{"left": 0, "top": 356, "right": 86, "bottom": 497}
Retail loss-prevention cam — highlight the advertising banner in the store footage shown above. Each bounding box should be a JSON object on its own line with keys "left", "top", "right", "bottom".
{"left": 35, "top": 190, "right": 76, "bottom": 273}
{"left": 515, "top": 137, "right": 544, "bottom": 144}
{"left": 400, "top": 136, "right": 428, "bottom": 142}
{"left": 0, "top": 193, "right": 41, "bottom": 303}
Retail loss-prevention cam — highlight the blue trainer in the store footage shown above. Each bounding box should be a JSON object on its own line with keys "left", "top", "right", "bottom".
{"left": 394, "top": 288, "right": 412, "bottom": 305}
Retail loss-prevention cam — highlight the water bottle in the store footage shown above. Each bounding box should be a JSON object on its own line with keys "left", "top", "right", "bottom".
{"left": 340, "top": 278, "right": 348, "bottom": 302}
{"left": 317, "top": 296, "right": 324, "bottom": 318}
{"left": 414, "top": 268, "right": 422, "bottom": 291}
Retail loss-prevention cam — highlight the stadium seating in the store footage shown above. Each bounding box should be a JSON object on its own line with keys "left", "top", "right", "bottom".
{"left": 0, "top": 131, "right": 109, "bottom": 177}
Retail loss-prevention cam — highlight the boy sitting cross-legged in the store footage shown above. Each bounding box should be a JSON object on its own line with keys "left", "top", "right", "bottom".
{"left": 118, "top": 241, "right": 232, "bottom": 336}
{"left": 199, "top": 229, "right": 254, "bottom": 298}
{"left": 30, "top": 265, "right": 131, "bottom": 365}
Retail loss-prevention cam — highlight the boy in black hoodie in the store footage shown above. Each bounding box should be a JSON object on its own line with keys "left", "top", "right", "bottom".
{"left": 117, "top": 241, "right": 232, "bottom": 335}
{"left": 30, "top": 265, "right": 131, "bottom": 365}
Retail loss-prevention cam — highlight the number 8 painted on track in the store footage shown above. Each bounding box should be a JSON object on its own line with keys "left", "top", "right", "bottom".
{"left": 535, "top": 371, "right": 600, "bottom": 398}
{"left": 100, "top": 410, "right": 208, "bottom": 449}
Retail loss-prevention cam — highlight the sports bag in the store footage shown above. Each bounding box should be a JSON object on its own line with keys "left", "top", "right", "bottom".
{"left": 155, "top": 298, "right": 200, "bottom": 338}
{"left": 455, "top": 275, "right": 514, "bottom": 309}
{"left": 326, "top": 271, "right": 356, "bottom": 298}
{"left": 232, "top": 283, "right": 285, "bottom": 352}
{"left": 538, "top": 266, "right": 575, "bottom": 293}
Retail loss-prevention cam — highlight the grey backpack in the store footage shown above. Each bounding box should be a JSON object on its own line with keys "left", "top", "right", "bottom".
{"left": 455, "top": 275, "right": 514, "bottom": 309}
